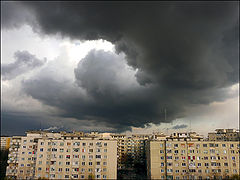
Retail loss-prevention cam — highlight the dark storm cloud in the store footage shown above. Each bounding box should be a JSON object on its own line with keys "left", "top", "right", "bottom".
{"left": 2, "top": 51, "right": 47, "bottom": 80}
{"left": 3, "top": 2, "right": 239, "bottom": 131}
{"left": 172, "top": 124, "right": 188, "bottom": 130}
{"left": 22, "top": 50, "right": 237, "bottom": 132}
{"left": 1, "top": 1, "right": 36, "bottom": 29}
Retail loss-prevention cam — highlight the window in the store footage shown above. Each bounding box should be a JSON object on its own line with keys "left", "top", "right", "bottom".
{"left": 81, "top": 175, "right": 85, "bottom": 179}
{"left": 96, "top": 175, "right": 101, "bottom": 179}
{"left": 59, "top": 168, "right": 62, "bottom": 172}
{"left": 60, "top": 148, "right": 64, "bottom": 152}
{"left": 38, "top": 167, "right": 42, "bottom": 171}
{"left": 82, "top": 162, "right": 85, "bottom": 166}
{"left": 182, "top": 163, "right": 186, "bottom": 166}
{"left": 65, "top": 175, "right": 69, "bottom": 178}
{"left": 65, "top": 168, "right": 69, "bottom": 172}
{"left": 39, "top": 154, "right": 43, "bottom": 158}
{"left": 59, "top": 155, "right": 63, "bottom": 159}
{"left": 89, "top": 162, "right": 93, "bottom": 166}
{"left": 96, "top": 149, "right": 101, "bottom": 152}
{"left": 160, "top": 150, "right": 164, "bottom": 153}
{"left": 89, "top": 143, "right": 93, "bottom": 146}
{"left": 72, "top": 174, "right": 78, "bottom": 179}
{"left": 198, "top": 163, "right": 201, "bottom": 167}
{"left": 96, "top": 155, "right": 101, "bottom": 159}
{"left": 40, "top": 142, "right": 44, "bottom": 145}
{"left": 73, "top": 148, "right": 79, "bottom": 152}
{"left": 82, "top": 143, "right": 86, "bottom": 146}
{"left": 73, "top": 155, "right": 79, "bottom": 158}
{"left": 104, "top": 155, "right": 107, "bottom": 159}
{"left": 39, "top": 161, "right": 42, "bottom": 165}
{"left": 167, "top": 156, "right": 172, "bottom": 159}
{"left": 104, "top": 143, "right": 107, "bottom": 146}
{"left": 104, "top": 149, "right": 107, "bottom": 152}
{"left": 66, "top": 155, "right": 71, "bottom": 159}
{"left": 89, "top": 149, "right": 93, "bottom": 153}
{"left": 103, "top": 175, "right": 107, "bottom": 179}
{"left": 203, "top": 144, "right": 207, "bottom": 147}
{"left": 73, "top": 161, "right": 79, "bottom": 166}
{"left": 161, "top": 163, "right": 164, "bottom": 166}
{"left": 66, "top": 162, "right": 70, "bottom": 165}
{"left": 103, "top": 168, "right": 107, "bottom": 172}
{"left": 205, "top": 163, "right": 209, "bottom": 167}
{"left": 60, "top": 142, "right": 64, "bottom": 146}
{"left": 74, "top": 168, "right": 79, "bottom": 172}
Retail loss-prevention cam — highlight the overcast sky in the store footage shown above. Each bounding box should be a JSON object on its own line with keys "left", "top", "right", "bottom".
{"left": 1, "top": 2, "right": 239, "bottom": 136}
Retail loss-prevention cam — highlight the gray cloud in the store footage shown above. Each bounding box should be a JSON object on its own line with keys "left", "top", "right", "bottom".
{"left": 21, "top": 50, "right": 237, "bottom": 132}
{"left": 172, "top": 124, "right": 188, "bottom": 130}
{"left": 2, "top": 51, "right": 47, "bottom": 80}
{"left": 2, "top": 2, "right": 239, "bottom": 131}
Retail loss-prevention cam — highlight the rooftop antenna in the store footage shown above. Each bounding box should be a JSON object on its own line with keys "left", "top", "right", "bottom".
{"left": 164, "top": 108, "right": 167, "bottom": 122}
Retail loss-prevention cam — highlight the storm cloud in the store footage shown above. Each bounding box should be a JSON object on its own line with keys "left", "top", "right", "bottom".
{"left": 2, "top": 50, "right": 47, "bottom": 80}
{"left": 2, "top": 2, "right": 239, "bottom": 131}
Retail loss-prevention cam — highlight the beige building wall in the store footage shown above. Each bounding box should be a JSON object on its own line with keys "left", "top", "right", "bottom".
{"left": 34, "top": 138, "right": 117, "bottom": 179}
{"left": 11, "top": 131, "right": 117, "bottom": 179}
{"left": 147, "top": 140, "right": 240, "bottom": 179}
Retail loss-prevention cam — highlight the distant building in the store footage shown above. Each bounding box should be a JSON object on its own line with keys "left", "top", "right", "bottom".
{"left": 208, "top": 129, "right": 240, "bottom": 141}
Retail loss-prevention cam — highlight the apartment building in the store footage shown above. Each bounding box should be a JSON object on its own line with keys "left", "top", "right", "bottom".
{"left": 110, "top": 134, "right": 150, "bottom": 170}
{"left": 208, "top": 129, "right": 240, "bottom": 141}
{"left": 1, "top": 136, "right": 12, "bottom": 150}
{"left": 147, "top": 138, "right": 240, "bottom": 179}
{"left": 7, "top": 131, "right": 117, "bottom": 180}
{"left": 6, "top": 136, "right": 22, "bottom": 179}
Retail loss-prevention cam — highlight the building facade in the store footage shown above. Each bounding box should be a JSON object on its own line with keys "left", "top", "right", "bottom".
{"left": 6, "top": 136, "right": 22, "bottom": 179}
{"left": 6, "top": 131, "right": 117, "bottom": 180}
{"left": 147, "top": 138, "right": 240, "bottom": 179}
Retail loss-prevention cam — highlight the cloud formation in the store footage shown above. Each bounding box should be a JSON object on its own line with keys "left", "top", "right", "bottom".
{"left": 2, "top": 2, "right": 239, "bottom": 132}
{"left": 172, "top": 124, "right": 188, "bottom": 130}
{"left": 2, "top": 50, "right": 46, "bottom": 80}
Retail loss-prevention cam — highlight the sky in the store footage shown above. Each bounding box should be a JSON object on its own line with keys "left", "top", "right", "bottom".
{"left": 1, "top": 2, "right": 239, "bottom": 136}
